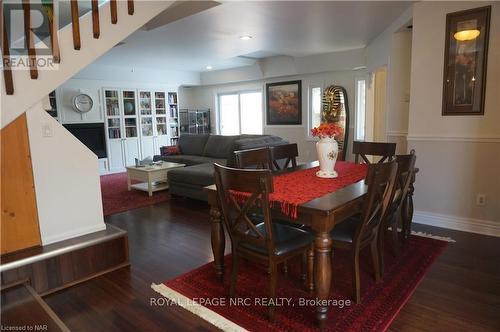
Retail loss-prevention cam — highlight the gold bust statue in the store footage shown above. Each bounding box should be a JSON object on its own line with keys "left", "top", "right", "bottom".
{"left": 322, "top": 85, "right": 344, "bottom": 123}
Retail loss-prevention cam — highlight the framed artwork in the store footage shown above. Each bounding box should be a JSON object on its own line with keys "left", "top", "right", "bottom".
{"left": 442, "top": 6, "right": 491, "bottom": 116}
{"left": 266, "top": 80, "right": 302, "bottom": 125}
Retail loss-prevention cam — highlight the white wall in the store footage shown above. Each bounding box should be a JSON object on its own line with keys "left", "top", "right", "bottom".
{"left": 56, "top": 70, "right": 196, "bottom": 124}
{"left": 26, "top": 102, "right": 105, "bottom": 245}
{"left": 181, "top": 69, "right": 365, "bottom": 162}
{"left": 408, "top": 1, "right": 500, "bottom": 234}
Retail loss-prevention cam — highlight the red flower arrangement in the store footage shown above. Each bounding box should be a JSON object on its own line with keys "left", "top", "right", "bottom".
{"left": 311, "top": 123, "right": 344, "bottom": 139}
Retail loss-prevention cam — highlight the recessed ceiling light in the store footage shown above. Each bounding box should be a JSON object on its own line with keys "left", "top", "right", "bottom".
{"left": 239, "top": 35, "right": 253, "bottom": 41}
{"left": 206, "top": 65, "right": 213, "bottom": 70}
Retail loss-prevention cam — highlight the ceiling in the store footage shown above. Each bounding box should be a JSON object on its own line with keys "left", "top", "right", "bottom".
{"left": 92, "top": 1, "right": 411, "bottom": 73}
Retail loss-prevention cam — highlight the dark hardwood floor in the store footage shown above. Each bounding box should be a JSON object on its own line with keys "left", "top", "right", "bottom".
{"left": 43, "top": 197, "right": 500, "bottom": 331}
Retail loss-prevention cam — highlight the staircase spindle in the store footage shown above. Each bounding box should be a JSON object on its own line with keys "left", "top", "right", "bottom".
{"left": 70, "top": 0, "right": 81, "bottom": 50}
{"left": 91, "top": 0, "right": 100, "bottom": 38}
{"left": 22, "top": 0, "right": 38, "bottom": 79}
{"left": 1, "top": 7, "right": 14, "bottom": 95}
{"left": 110, "top": 0, "right": 118, "bottom": 24}
{"left": 128, "top": 0, "right": 134, "bottom": 15}
{"left": 44, "top": 1, "right": 60, "bottom": 63}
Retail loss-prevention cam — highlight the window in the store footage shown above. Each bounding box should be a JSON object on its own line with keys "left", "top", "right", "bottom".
{"left": 218, "top": 91, "right": 263, "bottom": 135}
{"left": 355, "top": 79, "right": 366, "bottom": 141}
{"left": 308, "top": 86, "right": 322, "bottom": 137}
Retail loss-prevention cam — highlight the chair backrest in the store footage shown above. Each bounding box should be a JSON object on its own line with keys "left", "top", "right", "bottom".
{"left": 234, "top": 147, "right": 272, "bottom": 169}
{"left": 214, "top": 164, "right": 276, "bottom": 254}
{"left": 269, "top": 143, "right": 298, "bottom": 170}
{"left": 353, "top": 141, "right": 396, "bottom": 164}
{"left": 355, "top": 161, "right": 398, "bottom": 244}
{"left": 387, "top": 152, "right": 417, "bottom": 217}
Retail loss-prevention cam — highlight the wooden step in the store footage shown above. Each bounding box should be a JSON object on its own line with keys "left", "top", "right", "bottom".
{"left": 1, "top": 224, "right": 129, "bottom": 296}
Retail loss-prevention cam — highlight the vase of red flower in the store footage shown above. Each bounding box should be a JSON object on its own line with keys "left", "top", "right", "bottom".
{"left": 311, "top": 123, "right": 344, "bottom": 178}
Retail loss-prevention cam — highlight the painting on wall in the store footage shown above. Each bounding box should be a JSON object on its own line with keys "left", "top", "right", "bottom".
{"left": 266, "top": 80, "right": 302, "bottom": 125}
{"left": 442, "top": 6, "right": 490, "bottom": 116}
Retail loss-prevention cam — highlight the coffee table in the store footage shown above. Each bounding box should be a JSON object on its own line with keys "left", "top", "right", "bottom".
{"left": 126, "top": 162, "right": 185, "bottom": 196}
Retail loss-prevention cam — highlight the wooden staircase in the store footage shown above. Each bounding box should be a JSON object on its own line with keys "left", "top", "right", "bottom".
{"left": 1, "top": 0, "right": 137, "bottom": 95}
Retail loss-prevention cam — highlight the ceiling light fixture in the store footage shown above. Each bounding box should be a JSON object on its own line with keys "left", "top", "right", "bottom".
{"left": 239, "top": 35, "right": 253, "bottom": 41}
{"left": 206, "top": 65, "right": 213, "bottom": 70}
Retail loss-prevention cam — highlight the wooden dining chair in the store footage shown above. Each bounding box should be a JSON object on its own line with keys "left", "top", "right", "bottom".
{"left": 377, "top": 152, "right": 416, "bottom": 273}
{"left": 214, "top": 164, "right": 314, "bottom": 321}
{"left": 353, "top": 141, "right": 396, "bottom": 164}
{"left": 269, "top": 143, "right": 298, "bottom": 170}
{"left": 330, "top": 161, "right": 397, "bottom": 303}
{"left": 234, "top": 147, "right": 273, "bottom": 169}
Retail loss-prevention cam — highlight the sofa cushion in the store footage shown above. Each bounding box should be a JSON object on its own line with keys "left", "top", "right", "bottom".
{"left": 158, "top": 155, "right": 224, "bottom": 166}
{"left": 178, "top": 134, "right": 209, "bottom": 155}
{"left": 203, "top": 135, "right": 240, "bottom": 159}
{"left": 168, "top": 163, "right": 221, "bottom": 187}
{"left": 234, "top": 135, "right": 287, "bottom": 151}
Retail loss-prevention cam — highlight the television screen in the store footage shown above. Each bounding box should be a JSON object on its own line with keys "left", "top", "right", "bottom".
{"left": 63, "top": 123, "right": 107, "bottom": 159}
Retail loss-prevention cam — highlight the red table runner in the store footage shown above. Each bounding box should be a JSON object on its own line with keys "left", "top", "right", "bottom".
{"left": 233, "top": 161, "right": 368, "bottom": 218}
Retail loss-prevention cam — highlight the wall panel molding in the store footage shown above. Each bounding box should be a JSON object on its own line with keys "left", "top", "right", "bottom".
{"left": 407, "top": 135, "right": 500, "bottom": 143}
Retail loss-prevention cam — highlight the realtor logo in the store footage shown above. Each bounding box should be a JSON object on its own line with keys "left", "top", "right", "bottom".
{"left": 3, "top": 1, "right": 58, "bottom": 70}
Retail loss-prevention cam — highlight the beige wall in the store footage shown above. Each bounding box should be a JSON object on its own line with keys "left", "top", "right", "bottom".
{"left": 409, "top": 1, "right": 500, "bottom": 229}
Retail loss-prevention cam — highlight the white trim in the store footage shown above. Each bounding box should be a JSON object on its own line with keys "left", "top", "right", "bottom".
{"left": 386, "top": 131, "right": 408, "bottom": 137}
{"left": 151, "top": 283, "right": 247, "bottom": 332}
{"left": 413, "top": 211, "right": 500, "bottom": 238}
{"left": 42, "top": 224, "right": 107, "bottom": 245}
{"left": 407, "top": 135, "right": 500, "bottom": 143}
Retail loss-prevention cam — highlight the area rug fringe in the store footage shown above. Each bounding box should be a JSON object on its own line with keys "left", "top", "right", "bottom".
{"left": 151, "top": 283, "right": 247, "bottom": 332}
{"left": 410, "top": 230, "right": 456, "bottom": 242}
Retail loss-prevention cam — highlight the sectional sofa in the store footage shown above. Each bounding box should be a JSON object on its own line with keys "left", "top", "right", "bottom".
{"left": 154, "top": 134, "right": 288, "bottom": 200}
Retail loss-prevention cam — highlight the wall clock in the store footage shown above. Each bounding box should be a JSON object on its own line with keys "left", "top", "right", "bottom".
{"left": 72, "top": 93, "right": 94, "bottom": 113}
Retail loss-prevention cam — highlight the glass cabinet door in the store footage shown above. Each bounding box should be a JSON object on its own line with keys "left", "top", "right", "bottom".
{"left": 105, "top": 90, "right": 120, "bottom": 117}
{"left": 154, "top": 92, "right": 166, "bottom": 115}
{"left": 122, "top": 90, "right": 137, "bottom": 116}
{"left": 124, "top": 118, "right": 138, "bottom": 138}
{"left": 105, "top": 89, "right": 121, "bottom": 139}
{"left": 156, "top": 116, "right": 167, "bottom": 136}
{"left": 139, "top": 91, "right": 152, "bottom": 115}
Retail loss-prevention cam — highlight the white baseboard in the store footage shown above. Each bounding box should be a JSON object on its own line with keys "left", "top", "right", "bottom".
{"left": 41, "top": 223, "right": 107, "bottom": 245}
{"left": 413, "top": 211, "right": 500, "bottom": 238}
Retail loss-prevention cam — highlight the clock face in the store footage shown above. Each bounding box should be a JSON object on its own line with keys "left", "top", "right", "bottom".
{"left": 73, "top": 94, "right": 93, "bottom": 113}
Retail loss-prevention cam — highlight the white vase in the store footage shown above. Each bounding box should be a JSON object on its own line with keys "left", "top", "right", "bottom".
{"left": 316, "top": 137, "right": 339, "bottom": 178}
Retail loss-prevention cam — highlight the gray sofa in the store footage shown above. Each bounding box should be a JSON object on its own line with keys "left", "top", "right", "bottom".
{"left": 154, "top": 134, "right": 288, "bottom": 200}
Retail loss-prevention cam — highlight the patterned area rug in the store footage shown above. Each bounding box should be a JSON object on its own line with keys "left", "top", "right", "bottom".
{"left": 152, "top": 234, "right": 449, "bottom": 331}
{"left": 100, "top": 172, "right": 170, "bottom": 216}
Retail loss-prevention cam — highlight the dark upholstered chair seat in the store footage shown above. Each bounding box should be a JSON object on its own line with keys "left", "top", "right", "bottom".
{"left": 241, "top": 222, "right": 313, "bottom": 256}
{"left": 330, "top": 215, "right": 375, "bottom": 244}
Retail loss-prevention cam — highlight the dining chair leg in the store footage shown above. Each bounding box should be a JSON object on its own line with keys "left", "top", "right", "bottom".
{"left": 378, "top": 225, "right": 386, "bottom": 276}
{"left": 352, "top": 250, "right": 361, "bottom": 304}
{"left": 300, "top": 253, "right": 307, "bottom": 281}
{"left": 307, "top": 245, "right": 315, "bottom": 292}
{"left": 370, "top": 238, "right": 381, "bottom": 282}
{"left": 229, "top": 253, "right": 240, "bottom": 298}
{"left": 391, "top": 223, "right": 399, "bottom": 257}
{"left": 282, "top": 260, "right": 289, "bottom": 275}
{"left": 268, "top": 263, "right": 278, "bottom": 321}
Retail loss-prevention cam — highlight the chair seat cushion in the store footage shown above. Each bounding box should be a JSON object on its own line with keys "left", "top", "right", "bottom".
{"left": 330, "top": 215, "right": 375, "bottom": 244}
{"left": 240, "top": 222, "right": 313, "bottom": 256}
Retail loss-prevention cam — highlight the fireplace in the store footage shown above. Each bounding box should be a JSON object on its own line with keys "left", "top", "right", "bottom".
{"left": 63, "top": 123, "right": 107, "bottom": 159}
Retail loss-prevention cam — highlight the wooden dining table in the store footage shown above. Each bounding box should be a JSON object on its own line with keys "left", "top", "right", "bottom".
{"left": 203, "top": 161, "right": 417, "bottom": 328}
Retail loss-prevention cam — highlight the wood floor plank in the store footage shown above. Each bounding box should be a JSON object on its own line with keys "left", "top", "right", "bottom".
{"left": 41, "top": 198, "right": 499, "bottom": 331}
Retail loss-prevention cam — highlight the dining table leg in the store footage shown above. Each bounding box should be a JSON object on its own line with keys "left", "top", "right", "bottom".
{"left": 208, "top": 192, "right": 225, "bottom": 281}
{"left": 314, "top": 230, "right": 333, "bottom": 328}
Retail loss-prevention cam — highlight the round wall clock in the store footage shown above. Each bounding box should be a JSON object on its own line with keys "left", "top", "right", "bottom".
{"left": 72, "top": 93, "right": 94, "bottom": 113}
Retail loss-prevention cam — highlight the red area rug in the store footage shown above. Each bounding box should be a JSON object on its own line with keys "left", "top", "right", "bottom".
{"left": 100, "top": 172, "right": 170, "bottom": 216}
{"left": 152, "top": 234, "right": 448, "bottom": 331}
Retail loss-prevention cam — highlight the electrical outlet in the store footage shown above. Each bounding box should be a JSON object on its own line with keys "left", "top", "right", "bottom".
{"left": 476, "top": 194, "right": 486, "bottom": 206}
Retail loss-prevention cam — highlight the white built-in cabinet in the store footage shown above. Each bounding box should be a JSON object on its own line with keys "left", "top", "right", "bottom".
{"left": 104, "top": 88, "right": 178, "bottom": 173}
